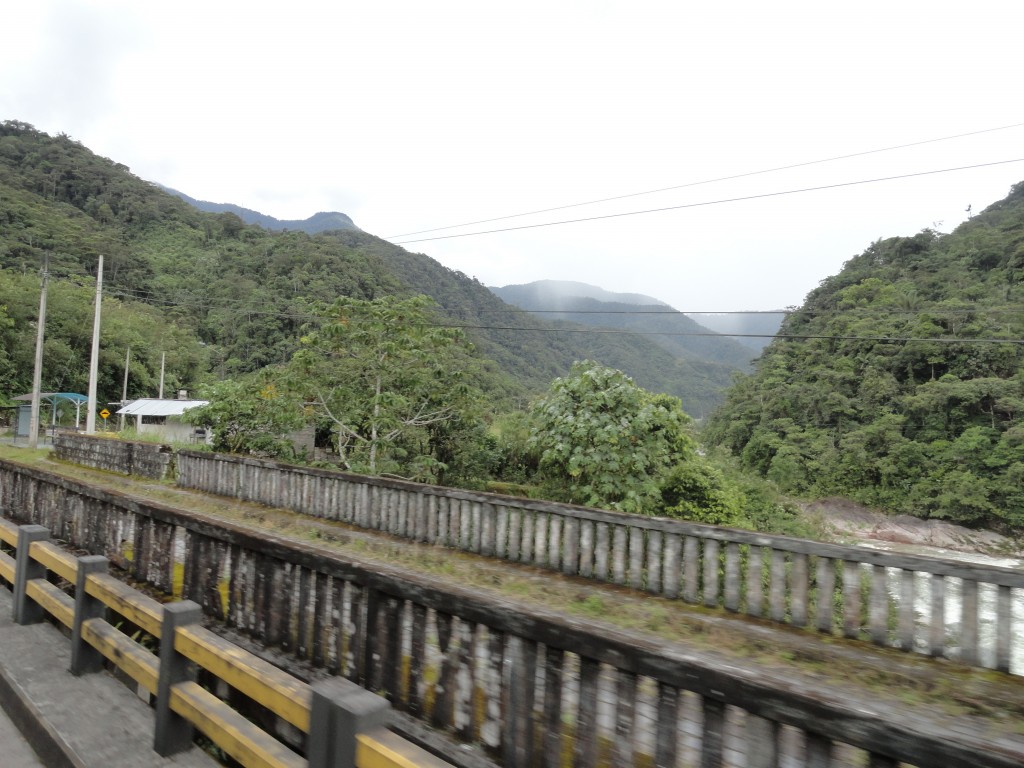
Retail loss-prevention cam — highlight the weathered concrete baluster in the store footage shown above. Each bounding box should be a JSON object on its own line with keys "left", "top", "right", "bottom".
{"left": 791, "top": 553, "right": 809, "bottom": 627}
{"left": 960, "top": 578, "right": 979, "bottom": 665}
{"left": 411, "top": 492, "right": 425, "bottom": 542}
{"left": 432, "top": 612, "right": 457, "bottom": 730}
{"left": 805, "top": 732, "right": 833, "bottom": 768}
{"left": 745, "top": 715, "right": 779, "bottom": 768}
{"left": 382, "top": 596, "right": 403, "bottom": 705}
{"left": 503, "top": 636, "right": 537, "bottom": 768}
{"left": 579, "top": 520, "right": 595, "bottom": 578}
{"left": 540, "top": 646, "right": 564, "bottom": 768}
{"left": 547, "top": 514, "right": 562, "bottom": 571}
{"left": 456, "top": 620, "right": 478, "bottom": 742}
{"left": 701, "top": 697, "right": 725, "bottom": 768}
{"left": 868, "top": 564, "right": 889, "bottom": 646}
{"left": 995, "top": 584, "right": 1012, "bottom": 673}
{"left": 397, "top": 491, "right": 409, "bottom": 537}
{"left": 816, "top": 557, "right": 836, "bottom": 634}
{"left": 485, "top": 501, "right": 501, "bottom": 557}
{"left": 703, "top": 539, "right": 720, "bottom": 608}
{"left": 746, "top": 547, "right": 763, "bottom": 618}
{"left": 647, "top": 530, "right": 663, "bottom": 594}
{"left": 842, "top": 560, "right": 861, "bottom": 639}
{"left": 520, "top": 510, "right": 534, "bottom": 563}
{"left": 313, "top": 571, "right": 330, "bottom": 666}
{"left": 484, "top": 629, "right": 505, "bottom": 754}
{"left": 575, "top": 656, "right": 600, "bottom": 768}
{"left": 614, "top": 670, "right": 637, "bottom": 767}
{"left": 496, "top": 505, "right": 510, "bottom": 559}
{"left": 683, "top": 536, "right": 700, "bottom": 603}
{"left": 656, "top": 682, "right": 680, "bottom": 768}
{"left": 663, "top": 533, "right": 682, "bottom": 599}
{"left": 481, "top": 503, "right": 496, "bottom": 557}
{"left": 628, "top": 527, "right": 645, "bottom": 590}
{"left": 724, "top": 542, "right": 741, "bottom": 611}
{"left": 928, "top": 573, "right": 945, "bottom": 657}
{"left": 507, "top": 507, "right": 522, "bottom": 562}
{"left": 612, "top": 526, "right": 628, "bottom": 586}
{"left": 533, "top": 513, "right": 548, "bottom": 567}
{"left": 408, "top": 603, "right": 428, "bottom": 717}
{"left": 348, "top": 583, "right": 366, "bottom": 684}
{"left": 435, "top": 497, "right": 449, "bottom": 546}
{"left": 897, "top": 569, "right": 915, "bottom": 650}
{"left": 769, "top": 550, "right": 787, "bottom": 622}
{"left": 562, "top": 516, "right": 579, "bottom": 576}
{"left": 594, "top": 522, "right": 610, "bottom": 581}
{"left": 469, "top": 500, "right": 482, "bottom": 553}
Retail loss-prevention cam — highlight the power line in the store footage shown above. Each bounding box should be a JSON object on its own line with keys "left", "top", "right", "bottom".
{"left": 393, "top": 158, "right": 1024, "bottom": 245}
{"left": 387, "top": 121, "right": 1024, "bottom": 238}
{"left": 434, "top": 323, "right": 1024, "bottom": 345}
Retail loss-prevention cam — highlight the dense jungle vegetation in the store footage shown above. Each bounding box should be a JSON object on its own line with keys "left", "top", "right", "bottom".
{"left": 706, "top": 186, "right": 1024, "bottom": 531}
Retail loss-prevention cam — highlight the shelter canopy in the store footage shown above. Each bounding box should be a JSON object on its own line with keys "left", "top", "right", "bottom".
{"left": 116, "top": 398, "right": 208, "bottom": 417}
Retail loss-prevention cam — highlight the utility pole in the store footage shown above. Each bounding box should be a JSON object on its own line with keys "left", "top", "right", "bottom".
{"left": 119, "top": 346, "right": 130, "bottom": 431}
{"left": 159, "top": 352, "right": 165, "bottom": 399}
{"left": 85, "top": 255, "right": 103, "bottom": 434}
{"left": 28, "top": 256, "right": 49, "bottom": 449}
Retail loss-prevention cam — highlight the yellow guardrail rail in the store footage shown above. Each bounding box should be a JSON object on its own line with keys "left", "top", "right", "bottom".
{"left": 175, "top": 623, "right": 313, "bottom": 733}
{"left": 357, "top": 728, "right": 455, "bottom": 768}
{"left": 170, "top": 680, "right": 306, "bottom": 768}
{"left": 3, "top": 520, "right": 454, "bottom": 768}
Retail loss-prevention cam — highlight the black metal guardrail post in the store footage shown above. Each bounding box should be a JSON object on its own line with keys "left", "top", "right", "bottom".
{"left": 154, "top": 600, "right": 201, "bottom": 756}
{"left": 13, "top": 524, "right": 49, "bottom": 625}
{"left": 308, "top": 677, "right": 390, "bottom": 768}
{"left": 70, "top": 555, "right": 109, "bottom": 675}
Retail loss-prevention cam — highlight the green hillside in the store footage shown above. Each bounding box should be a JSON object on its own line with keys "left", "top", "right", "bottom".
{"left": 705, "top": 183, "right": 1024, "bottom": 531}
{"left": 0, "top": 121, "right": 729, "bottom": 415}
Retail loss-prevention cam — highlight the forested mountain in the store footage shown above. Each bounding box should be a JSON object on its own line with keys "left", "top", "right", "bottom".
{"left": 0, "top": 121, "right": 731, "bottom": 416}
{"left": 706, "top": 183, "right": 1024, "bottom": 531}
{"left": 492, "top": 279, "right": 756, "bottom": 372}
{"left": 161, "top": 186, "right": 359, "bottom": 234}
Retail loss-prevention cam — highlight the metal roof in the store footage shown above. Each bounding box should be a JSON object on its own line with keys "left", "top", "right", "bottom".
{"left": 13, "top": 392, "right": 88, "bottom": 403}
{"left": 116, "top": 398, "right": 209, "bottom": 417}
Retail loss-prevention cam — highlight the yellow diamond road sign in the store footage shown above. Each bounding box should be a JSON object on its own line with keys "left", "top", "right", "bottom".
{"left": 99, "top": 409, "right": 110, "bottom": 419}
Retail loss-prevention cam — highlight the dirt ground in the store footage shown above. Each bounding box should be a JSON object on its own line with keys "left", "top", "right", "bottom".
{"left": 800, "top": 496, "right": 1024, "bottom": 557}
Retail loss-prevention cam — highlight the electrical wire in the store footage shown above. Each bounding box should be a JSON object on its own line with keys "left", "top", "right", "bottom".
{"left": 387, "top": 121, "right": 1024, "bottom": 238}
{"left": 101, "top": 289, "right": 1024, "bottom": 345}
{"left": 393, "top": 159, "right": 1024, "bottom": 244}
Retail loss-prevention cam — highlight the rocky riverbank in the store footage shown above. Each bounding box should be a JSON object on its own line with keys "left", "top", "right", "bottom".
{"left": 801, "top": 497, "right": 1024, "bottom": 557}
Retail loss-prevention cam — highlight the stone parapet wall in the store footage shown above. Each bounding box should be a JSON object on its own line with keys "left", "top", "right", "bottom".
{"left": 176, "top": 450, "right": 1024, "bottom": 674}
{"left": 53, "top": 432, "right": 175, "bottom": 480}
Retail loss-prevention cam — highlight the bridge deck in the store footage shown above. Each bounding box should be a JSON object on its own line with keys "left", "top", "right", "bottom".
{"left": 0, "top": 586, "right": 218, "bottom": 768}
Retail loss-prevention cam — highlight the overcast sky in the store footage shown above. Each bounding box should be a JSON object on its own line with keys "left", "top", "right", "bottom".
{"left": 4, "top": 1, "right": 1023, "bottom": 311}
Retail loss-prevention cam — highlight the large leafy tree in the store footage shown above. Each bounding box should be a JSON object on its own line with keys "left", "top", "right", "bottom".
{"left": 527, "top": 361, "right": 697, "bottom": 513}
{"left": 288, "top": 295, "right": 477, "bottom": 477}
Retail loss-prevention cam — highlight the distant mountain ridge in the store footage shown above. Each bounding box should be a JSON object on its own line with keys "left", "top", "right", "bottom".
{"left": 490, "top": 280, "right": 757, "bottom": 379}
{"left": 493, "top": 280, "right": 670, "bottom": 308}
{"left": 493, "top": 280, "right": 781, "bottom": 352}
{"left": 161, "top": 186, "right": 358, "bottom": 234}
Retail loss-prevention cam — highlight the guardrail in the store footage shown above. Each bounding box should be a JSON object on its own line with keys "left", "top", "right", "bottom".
{"left": 3, "top": 459, "right": 1023, "bottom": 767}
{"left": 176, "top": 450, "right": 1023, "bottom": 674}
{"left": 0, "top": 516, "right": 451, "bottom": 768}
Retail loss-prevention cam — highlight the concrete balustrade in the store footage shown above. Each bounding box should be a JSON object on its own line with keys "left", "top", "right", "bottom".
{"left": 175, "top": 450, "right": 1024, "bottom": 674}
{"left": 2, "top": 458, "right": 1023, "bottom": 767}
